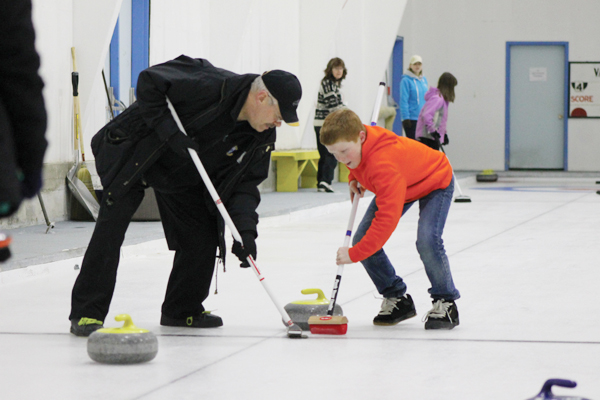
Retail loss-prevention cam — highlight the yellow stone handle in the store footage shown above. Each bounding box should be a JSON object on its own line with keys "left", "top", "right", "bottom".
{"left": 99, "top": 314, "right": 149, "bottom": 334}
{"left": 116, "top": 314, "right": 136, "bottom": 328}
{"left": 301, "top": 288, "right": 327, "bottom": 301}
{"left": 293, "top": 288, "right": 330, "bottom": 305}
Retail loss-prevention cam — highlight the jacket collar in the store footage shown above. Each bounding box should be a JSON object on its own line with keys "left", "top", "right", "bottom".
{"left": 222, "top": 74, "right": 259, "bottom": 121}
{"left": 404, "top": 70, "right": 423, "bottom": 80}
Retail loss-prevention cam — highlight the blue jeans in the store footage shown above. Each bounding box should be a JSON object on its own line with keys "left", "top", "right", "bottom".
{"left": 352, "top": 177, "right": 460, "bottom": 301}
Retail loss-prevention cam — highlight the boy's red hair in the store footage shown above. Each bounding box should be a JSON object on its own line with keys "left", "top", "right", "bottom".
{"left": 320, "top": 109, "right": 363, "bottom": 145}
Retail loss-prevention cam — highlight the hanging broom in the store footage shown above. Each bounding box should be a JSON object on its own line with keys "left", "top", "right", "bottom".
{"left": 68, "top": 47, "right": 97, "bottom": 221}
{"left": 71, "top": 47, "right": 96, "bottom": 201}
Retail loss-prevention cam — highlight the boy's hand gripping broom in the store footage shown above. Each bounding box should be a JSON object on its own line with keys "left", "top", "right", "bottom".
{"left": 307, "top": 82, "right": 386, "bottom": 335}
{"left": 166, "top": 97, "right": 306, "bottom": 339}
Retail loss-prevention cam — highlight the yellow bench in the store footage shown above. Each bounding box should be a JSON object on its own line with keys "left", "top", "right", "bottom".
{"left": 339, "top": 163, "right": 350, "bottom": 182}
{"left": 271, "top": 150, "right": 320, "bottom": 192}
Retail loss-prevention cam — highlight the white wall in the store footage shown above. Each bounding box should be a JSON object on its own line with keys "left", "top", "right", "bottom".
{"left": 4, "top": 0, "right": 404, "bottom": 227}
{"left": 24, "top": 0, "right": 600, "bottom": 225}
{"left": 31, "top": 0, "right": 405, "bottom": 163}
{"left": 399, "top": 0, "right": 600, "bottom": 171}
{"left": 0, "top": 0, "right": 122, "bottom": 228}
{"left": 31, "top": 0, "right": 74, "bottom": 166}
{"left": 149, "top": 0, "right": 405, "bottom": 150}
{"left": 30, "top": 0, "right": 121, "bottom": 167}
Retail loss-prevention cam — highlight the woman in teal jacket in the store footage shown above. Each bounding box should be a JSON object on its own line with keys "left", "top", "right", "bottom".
{"left": 400, "top": 55, "right": 429, "bottom": 139}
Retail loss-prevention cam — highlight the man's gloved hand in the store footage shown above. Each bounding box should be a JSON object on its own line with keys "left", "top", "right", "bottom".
{"left": 443, "top": 133, "right": 449, "bottom": 146}
{"left": 231, "top": 232, "right": 257, "bottom": 268}
{"left": 402, "top": 120, "right": 412, "bottom": 131}
{"left": 167, "top": 131, "right": 199, "bottom": 158}
{"left": 431, "top": 131, "right": 441, "bottom": 144}
{"left": 20, "top": 170, "right": 42, "bottom": 199}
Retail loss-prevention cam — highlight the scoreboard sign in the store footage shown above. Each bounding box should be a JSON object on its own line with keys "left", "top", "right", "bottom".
{"left": 569, "top": 61, "right": 600, "bottom": 118}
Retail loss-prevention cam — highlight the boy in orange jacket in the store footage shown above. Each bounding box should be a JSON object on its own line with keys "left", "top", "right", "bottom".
{"left": 320, "top": 108, "right": 460, "bottom": 329}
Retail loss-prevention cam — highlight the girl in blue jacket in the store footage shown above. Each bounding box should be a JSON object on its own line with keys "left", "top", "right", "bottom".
{"left": 400, "top": 55, "right": 429, "bottom": 139}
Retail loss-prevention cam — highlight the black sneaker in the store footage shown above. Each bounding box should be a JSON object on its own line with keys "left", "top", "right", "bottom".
{"left": 160, "top": 311, "right": 223, "bottom": 328}
{"left": 317, "top": 182, "right": 335, "bottom": 193}
{"left": 70, "top": 317, "right": 104, "bottom": 337}
{"left": 423, "top": 299, "right": 459, "bottom": 330}
{"left": 373, "top": 294, "right": 417, "bottom": 326}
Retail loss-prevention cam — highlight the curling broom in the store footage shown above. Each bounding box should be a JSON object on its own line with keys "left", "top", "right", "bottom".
{"left": 71, "top": 47, "right": 96, "bottom": 201}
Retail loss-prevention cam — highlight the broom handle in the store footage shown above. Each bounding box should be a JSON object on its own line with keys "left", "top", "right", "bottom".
{"left": 102, "top": 69, "right": 115, "bottom": 120}
{"left": 165, "top": 97, "right": 297, "bottom": 329}
{"left": 326, "top": 81, "right": 386, "bottom": 316}
{"left": 71, "top": 47, "right": 85, "bottom": 161}
{"left": 326, "top": 195, "right": 360, "bottom": 316}
{"left": 369, "top": 82, "right": 386, "bottom": 126}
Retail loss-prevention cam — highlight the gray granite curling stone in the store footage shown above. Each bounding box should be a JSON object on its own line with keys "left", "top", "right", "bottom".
{"left": 87, "top": 314, "right": 158, "bottom": 364}
{"left": 284, "top": 288, "right": 343, "bottom": 330}
{"left": 476, "top": 169, "right": 498, "bottom": 182}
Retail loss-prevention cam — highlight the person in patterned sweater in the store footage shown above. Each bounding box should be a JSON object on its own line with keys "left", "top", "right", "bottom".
{"left": 313, "top": 57, "right": 347, "bottom": 193}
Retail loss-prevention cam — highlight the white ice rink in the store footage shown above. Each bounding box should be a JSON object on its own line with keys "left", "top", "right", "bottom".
{"left": 0, "top": 176, "right": 599, "bottom": 399}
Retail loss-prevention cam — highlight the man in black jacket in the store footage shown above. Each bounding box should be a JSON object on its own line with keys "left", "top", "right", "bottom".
{"left": 69, "top": 56, "right": 302, "bottom": 336}
{"left": 0, "top": 0, "right": 48, "bottom": 262}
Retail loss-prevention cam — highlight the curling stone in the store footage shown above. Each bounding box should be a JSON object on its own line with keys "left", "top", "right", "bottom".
{"left": 87, "top": 314, "right": 158, "bottom": 364}
{"left": 526, "top": 379, "right": 590, "bottom": 400}
{"left": 283, "top": 288, "right": 343, "bottom": 330}
{"left": 476, "top": 169, "right": 498, "bottom": 182}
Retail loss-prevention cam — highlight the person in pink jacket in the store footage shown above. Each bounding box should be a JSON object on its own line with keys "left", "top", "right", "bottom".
{"left": 415, "top": 72, "right": 457, "bottom": 150}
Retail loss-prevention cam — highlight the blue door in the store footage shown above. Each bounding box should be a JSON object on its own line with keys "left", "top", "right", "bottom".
{"left": 506, "top": 43, "right": 568, "bottom": 170}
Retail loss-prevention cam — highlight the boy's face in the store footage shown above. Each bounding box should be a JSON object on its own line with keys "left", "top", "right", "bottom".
{"left": 324, "top": 130, "right": 366, "bottom": 169}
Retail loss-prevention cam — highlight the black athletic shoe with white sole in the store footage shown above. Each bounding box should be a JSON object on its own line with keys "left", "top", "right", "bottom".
{"left": 423, "top": 299, "right": 459, "bottom": 330}
{"left": 160, "top": 312, "right": 223, "bottom": 328}
{"left": 373, "top": 294, "right": 417, "bottom": 326}
{"left": 317, "top": 181, "right": 335, "bottom": 193}
{"left": 70, "top": 317, "right": 104, "bottom": 337}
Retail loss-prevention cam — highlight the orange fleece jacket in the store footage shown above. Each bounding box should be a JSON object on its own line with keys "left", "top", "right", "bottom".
{"left": 347, "top": 125, "right": 453, "bottom": 263}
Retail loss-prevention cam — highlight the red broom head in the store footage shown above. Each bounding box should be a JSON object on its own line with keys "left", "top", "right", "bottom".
{"left": 307, "top": 315, "right": 348, "bottom": 335}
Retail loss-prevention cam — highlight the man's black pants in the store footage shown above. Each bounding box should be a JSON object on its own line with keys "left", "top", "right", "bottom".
{"left": 69, "top": 181, "right": 219, "bottom": 322}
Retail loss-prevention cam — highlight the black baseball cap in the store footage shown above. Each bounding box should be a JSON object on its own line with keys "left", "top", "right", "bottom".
{"left": 262, "top": 70, "right": 302, "bottom": 126}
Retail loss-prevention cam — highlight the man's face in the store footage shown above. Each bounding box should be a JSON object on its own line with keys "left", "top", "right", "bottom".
{"left": 325, "top": 131, "right": 366, "bottom": 169}
{"left": 248, "top": 92, "right": 283, "bottom": 132}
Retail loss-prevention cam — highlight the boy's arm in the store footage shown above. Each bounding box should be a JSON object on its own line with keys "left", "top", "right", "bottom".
{"left": 348, "top": 165, "right": 406, "bottom": 263}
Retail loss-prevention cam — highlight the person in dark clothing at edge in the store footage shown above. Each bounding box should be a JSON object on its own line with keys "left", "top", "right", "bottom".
{"left": 0, "top": 0, "right": 48, "bottom": 262}
{"left": 69, "top": 55, "right": 302, "bottom": 336}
